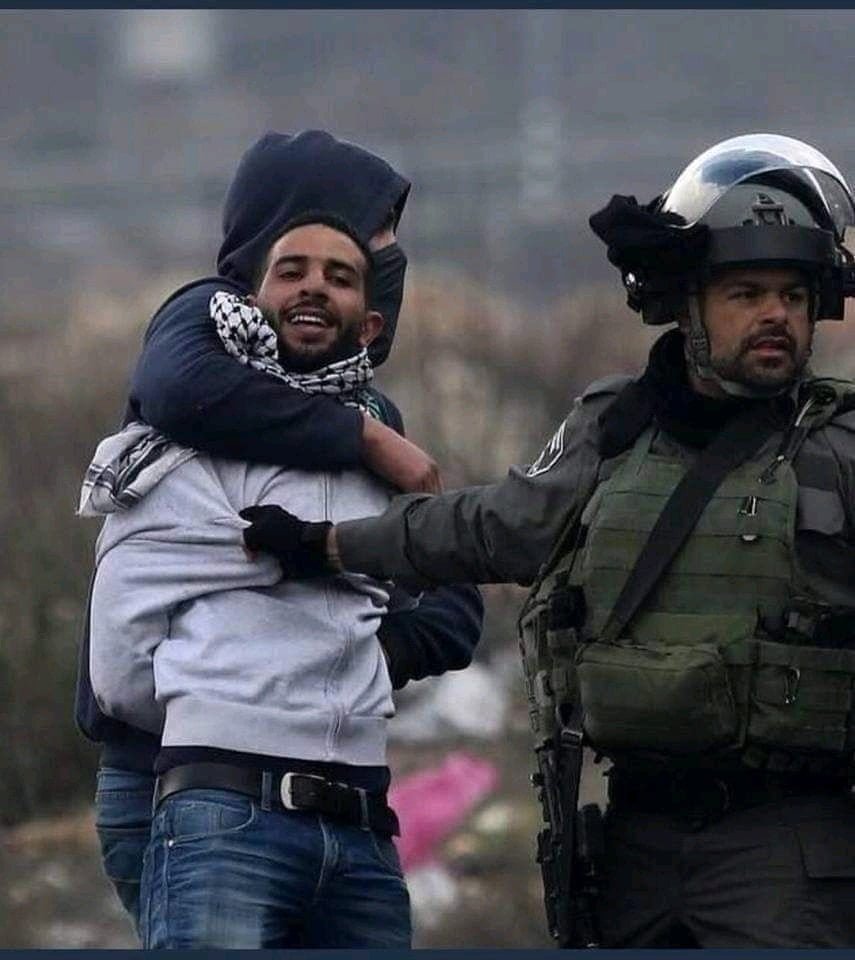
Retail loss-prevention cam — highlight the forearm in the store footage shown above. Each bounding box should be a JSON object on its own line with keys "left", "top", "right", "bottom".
{"left": 333, "top": 403, "right": 604, "bottom": 587}
{"left": 377, "top": 583, "right": 484, "bottom": 689}
{"left": 151, "top": 375, "right": 364, "bottom": 469}
{"left": 333, "top": 475, "right": 566, "bottom": 587}
{"left": 242, "top": 393, "right": 611, "bottom": 590}
{"left": 131, "top": 284, "right": 446, "bottom": 491}
{"left": 129, "top": 286, "right": 364, "bottom": 470}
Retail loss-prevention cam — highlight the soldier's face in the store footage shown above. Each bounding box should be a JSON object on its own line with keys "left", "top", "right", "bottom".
{"left": 698, "top": 266, "right": 814, "bottom": 395}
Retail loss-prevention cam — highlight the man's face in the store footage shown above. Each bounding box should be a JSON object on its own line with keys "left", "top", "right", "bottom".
{"left": 253, "top": 224, "right": 383, "bottom": 372}
{"left": 695, "top": 266, "right": 815, "bottom": 396}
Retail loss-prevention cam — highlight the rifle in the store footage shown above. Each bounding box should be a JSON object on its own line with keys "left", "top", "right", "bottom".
{"left": 532, "top": 709, "right": 603, "bottom": 948}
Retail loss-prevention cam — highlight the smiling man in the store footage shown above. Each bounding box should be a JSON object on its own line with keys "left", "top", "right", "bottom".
{"left": 240, "top": 135, "right": 855, "bottom": 948}
{"left": 88, "top": 214, "right": 424, "bottom": 949}
{"left": 77, "top": 130, "right": 482, "bottom": 941}
{"left": 255, "top": 220, "right": 384, "bottom": 372}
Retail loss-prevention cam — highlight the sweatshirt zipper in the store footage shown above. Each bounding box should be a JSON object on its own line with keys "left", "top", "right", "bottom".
{"left": 323, "top": 472, "right": 346, "bottom": 759}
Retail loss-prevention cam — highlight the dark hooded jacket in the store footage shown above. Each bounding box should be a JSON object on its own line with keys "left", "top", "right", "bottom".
{"left": 76, "top": 130, "right": 482, "bottom": 767}
{"left": 125, "top": 129, "right": 411, "bottom": 464}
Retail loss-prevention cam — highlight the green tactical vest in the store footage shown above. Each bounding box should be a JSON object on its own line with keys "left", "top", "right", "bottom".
{"left": 519, "top": 378, "right": 855, "bottom": 773}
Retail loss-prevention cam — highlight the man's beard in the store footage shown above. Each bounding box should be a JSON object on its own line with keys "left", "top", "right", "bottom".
{"left": 710, "top": 326, "right": 812, "bottom": 392}
{"left": 261, "top": 307, "right": 363, "bottom": 373}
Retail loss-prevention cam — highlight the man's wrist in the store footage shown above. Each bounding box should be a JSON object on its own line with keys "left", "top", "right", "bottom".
{"left": 360, "top": 412, "right": 381, "bottom": 459}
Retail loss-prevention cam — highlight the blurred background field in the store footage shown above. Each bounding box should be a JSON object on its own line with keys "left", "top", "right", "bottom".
{"left": 4, "top": 9, "right": 855, "bottom": 948}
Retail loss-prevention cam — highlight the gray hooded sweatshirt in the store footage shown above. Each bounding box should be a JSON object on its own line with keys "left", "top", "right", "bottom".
{"left": 89, "top": 450, "right": 414, "bottom": 766}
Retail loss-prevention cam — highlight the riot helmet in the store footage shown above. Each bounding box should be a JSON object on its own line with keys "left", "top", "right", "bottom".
{"left": 658, "top": 134, "right": 855, "bottom": 320}
{"left": 590, "top": 133, "right": 855, "bottom": 396}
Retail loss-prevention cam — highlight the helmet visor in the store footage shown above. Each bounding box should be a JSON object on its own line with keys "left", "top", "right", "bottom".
{"left": 661, "top": 134, "right": 855, "bottom": 238}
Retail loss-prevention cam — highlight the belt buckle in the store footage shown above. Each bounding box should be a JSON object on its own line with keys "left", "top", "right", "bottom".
{"left": 280, "top": 772, "right": 326, "bottom": 811}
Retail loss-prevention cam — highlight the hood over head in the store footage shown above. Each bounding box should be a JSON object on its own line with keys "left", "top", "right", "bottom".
{"left": 217, "top": 130, "right": 410, "bottom": 366}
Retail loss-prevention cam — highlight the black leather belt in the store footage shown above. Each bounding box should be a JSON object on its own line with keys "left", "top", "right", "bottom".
{"left": 608, "top": 767, "right": 848, "bottom": 826}
{"left": 154, "top": 762, "right": 399, "bottom": 836}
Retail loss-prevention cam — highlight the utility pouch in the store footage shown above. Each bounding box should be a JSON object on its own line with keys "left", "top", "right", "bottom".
{"left": 576, "top": 640, "right": 739, "bottom": 754}
{"left": 519, "top": 572, "right": 586, "bottom": 743}
{"left": 545, "top": 584, "right": 585, "bottom": 708}
{"left": 520, "top": 501, "right": 588, "bottom": 746}
{"left": 518, "top": 600, "right": 555, "bottom": 742}
{"left": 745, "top": 639, "right": 855, "bottom": 755}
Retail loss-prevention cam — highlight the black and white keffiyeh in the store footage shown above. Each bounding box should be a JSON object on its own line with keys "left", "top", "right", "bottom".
{"left": 78, "top": 292, "right": 381, "bottom": 517}
{"left": 77, "top": 423, "right": 197, "bottom": 517}
{"left": 210, "top": 291, "right": 379, "bottom": 415}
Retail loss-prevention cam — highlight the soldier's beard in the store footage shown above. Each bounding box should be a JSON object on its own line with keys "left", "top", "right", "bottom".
{"left": 709, "top": 328, "right": 812, "bottom": 393}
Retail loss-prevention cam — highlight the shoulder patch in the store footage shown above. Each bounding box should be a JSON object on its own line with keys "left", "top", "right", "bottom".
{"left": 526, "top": 420, "right": 567, "bottom": 477}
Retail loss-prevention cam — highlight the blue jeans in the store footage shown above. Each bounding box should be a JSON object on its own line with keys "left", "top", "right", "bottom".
{"left": 140, "top": 788, "right": 412, "bottom": 949}
{"left": 94, "top": 766, "right": 156, "bottom": 937}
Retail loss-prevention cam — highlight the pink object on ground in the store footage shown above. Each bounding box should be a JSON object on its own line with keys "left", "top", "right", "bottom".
{"left": 389, "top": 751, "right": 500, "bottom": 871}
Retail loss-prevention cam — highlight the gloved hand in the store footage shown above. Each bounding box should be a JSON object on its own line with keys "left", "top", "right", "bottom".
{"left": 239, "top": 505, "right": 333, "bottom": 579}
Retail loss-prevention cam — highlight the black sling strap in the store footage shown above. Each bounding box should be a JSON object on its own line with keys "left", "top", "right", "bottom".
{"left": 600, "top": 401, "right": 781, "bottom": 645}
{"left": 596, "top": 378, "right": 655, "bottom": 459}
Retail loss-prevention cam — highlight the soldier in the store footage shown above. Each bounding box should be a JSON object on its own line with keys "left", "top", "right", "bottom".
{"left": 240, "top": 133, "right": 855, "bottom": 947}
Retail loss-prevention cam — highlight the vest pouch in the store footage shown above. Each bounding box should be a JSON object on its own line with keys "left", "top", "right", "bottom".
{"left": 545, "top": 585, "right": 585, "bottom": 710}
{"left": 576, "top": 640, "right": 739, "bottom": 754}
{"left": 518, "top": 601, "right": 558, "bottom": 743}
{"left": 746, "top": 639, "right": 855, "bottom": 756}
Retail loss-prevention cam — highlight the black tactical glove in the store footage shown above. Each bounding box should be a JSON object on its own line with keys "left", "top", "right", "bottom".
{"left": 239, "top": 505, "right": 334, "bottom": 579}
